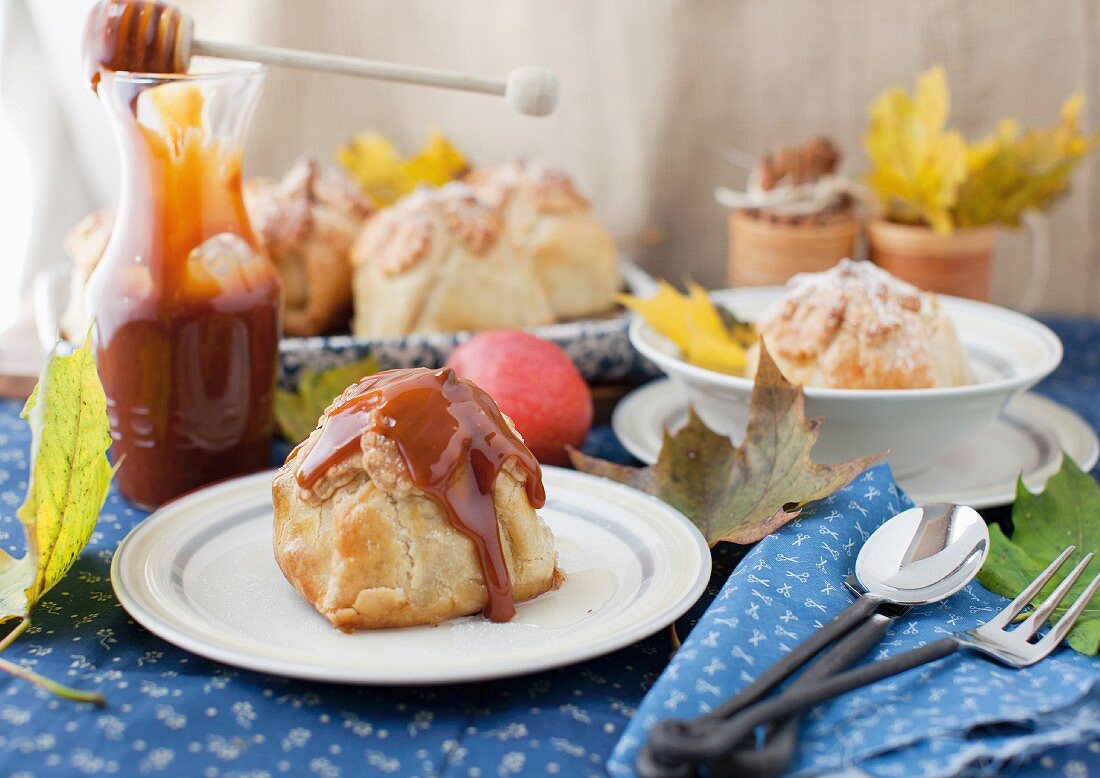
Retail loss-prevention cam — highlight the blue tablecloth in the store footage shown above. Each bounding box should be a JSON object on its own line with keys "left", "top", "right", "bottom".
{"left": 1, "top": 317, "right": 1099, "bottom": 777}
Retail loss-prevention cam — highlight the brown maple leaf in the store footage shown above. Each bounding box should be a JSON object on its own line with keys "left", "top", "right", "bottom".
{"left": 570, "top": 344, "right": 884, "bottom": 546}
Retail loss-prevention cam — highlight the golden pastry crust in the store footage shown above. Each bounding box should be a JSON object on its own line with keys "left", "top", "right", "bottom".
{"left": 272, "top": 394, "right": 558, "bottom": 630}
{"left": 350, "top": 182, "right": 554, "bottom": 336}
{"left": 60, "top": 209, "right": 114, "bottom": 342}
{"left": 749, "top": 259, "right": 973, "bottom": 389}
{"left": 244, "top": 158, "right": 373, "bottom": 336}
{"left": 467, "top": 160, "right": 620, "bottom": 320}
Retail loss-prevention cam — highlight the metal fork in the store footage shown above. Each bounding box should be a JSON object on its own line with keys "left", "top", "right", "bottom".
{"left": 643, "top": 546, "right": 1100, "bottom": 772}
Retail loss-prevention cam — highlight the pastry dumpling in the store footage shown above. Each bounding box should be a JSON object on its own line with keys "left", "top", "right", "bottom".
{"left": 60, "top": 209, "right": 114, "bottom": 342}
{"left": 350, "top": 182, "right": 554, "bottom": 336}
{"left": 467, "top": 160, "right": 620, "bottom": 319}
{"left": 245, "top": 158, "right": 373, "bottom": 336}
{"left": 272, "top": 367, "right": 558, "bottom": 629}
{"left": 748, "top": 259, "right": 973, "bottom": 389}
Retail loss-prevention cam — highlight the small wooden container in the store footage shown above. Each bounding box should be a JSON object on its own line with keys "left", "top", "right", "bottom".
{"left": 728, "top": 210, "right": 859, "bottom": 287}
{"left": 867, "top": 218, "right": 996, "bottom": 301}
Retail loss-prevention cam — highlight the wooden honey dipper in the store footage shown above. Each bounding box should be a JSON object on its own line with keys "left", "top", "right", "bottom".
{"left": 84, "top": 0, "right": 559, "bottom": 116}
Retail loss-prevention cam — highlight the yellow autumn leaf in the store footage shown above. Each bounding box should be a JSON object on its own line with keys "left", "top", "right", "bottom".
{"left": 688, "top": 332, "right": 747, "bottom": 375}
{"left": 863, "top": 66, "right": 969, "bottom": 233}
{"left": 957, "top": 92, "right": 1100, "bottom": 228}
{"left": 404, "top": 132, "right": 469, "bottom": 188}
{"left": 0, "top": 335, "right": 113, "bottom": 704}
{"left": 337, "top": 131, "right": 469, "bottom": 206}
{"left": 620, "top": 281, "right": 752, "bottom": 375}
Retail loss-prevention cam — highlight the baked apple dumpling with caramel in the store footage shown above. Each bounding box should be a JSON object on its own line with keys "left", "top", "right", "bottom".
{"left": 272, "top": 367, "right": 559, "bottom": 629}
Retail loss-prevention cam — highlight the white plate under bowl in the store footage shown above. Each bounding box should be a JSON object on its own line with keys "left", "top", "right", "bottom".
{"left": 629, "top": 287, "right": 1063, "bottom": 477}
{"left": 111, "top": 467, "right": 711, "bottom": 685}
{"left": 613, "top": 379, "right": 1099, "bottom": 509}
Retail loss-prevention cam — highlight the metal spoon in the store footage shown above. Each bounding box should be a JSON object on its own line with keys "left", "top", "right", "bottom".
{"left": 639, "top": 502, "right": 990, "bottom": 778}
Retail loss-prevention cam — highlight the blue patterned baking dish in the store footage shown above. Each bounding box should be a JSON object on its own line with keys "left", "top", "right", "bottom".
{"left": 35, "top": 259, "right": 660, "bottom": 389}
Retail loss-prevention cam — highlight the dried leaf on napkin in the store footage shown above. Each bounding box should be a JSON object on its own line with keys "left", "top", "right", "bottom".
{"left": 275, "top": 355, "right": 381, "bottom": 444}
{"left": 978, "top": 456, "right": 1100, "bottom": 656}
{"left": 569, "top": 344, "right": 883, "bottom": 545}
{"left": 0, "top": 336, "right": 113, "bottom": 703}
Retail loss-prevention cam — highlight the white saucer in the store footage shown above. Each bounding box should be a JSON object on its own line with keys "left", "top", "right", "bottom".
{"left": 613, "top": 380, "right": 1099, "bottom": 509}
{"left": 111, "top": 467, "right": 711, "bottom": 685}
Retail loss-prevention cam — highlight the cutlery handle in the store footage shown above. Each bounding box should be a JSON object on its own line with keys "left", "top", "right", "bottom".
{"left": 704, "top": 594, "right": 884, "bottom": 720}
{"left": 637, "top": 596, "right": 884, "bottom": 777}
{"left": 664, "top": 637, "right": 961, "bottom": 764}
{"left": 725, "top": 613, "right": 896, "bottom": 777}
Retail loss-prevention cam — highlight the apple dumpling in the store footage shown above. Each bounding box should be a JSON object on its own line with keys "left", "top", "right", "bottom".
{"left": 748, "top": 259, "right": 973, "bottom": 389}
{"left": 350, "top": 182, "right": 554, "bottom": 336}
{"left": 272, "top": 367, "right": 559, "bottom": 629}
{"left": 467, "top": 160, "right": 620, "bottom": 320}
{"left": 244, "top": 158, "right": 373, "bottom": 336}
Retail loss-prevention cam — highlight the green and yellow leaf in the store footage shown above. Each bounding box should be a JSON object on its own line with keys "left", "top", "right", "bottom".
{"left": 956, "top": 94, "right": 1100, "bottom": 228}
{"left": 275, "top": 355, "right": 381, "bottom": 444}
{"left": 0, "top": 337, "right": 113, "bottom": 627}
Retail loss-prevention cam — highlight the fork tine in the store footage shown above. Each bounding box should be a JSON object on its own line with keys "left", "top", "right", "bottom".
{"left": 1036, "top": 570, "right": 1100, "bottom": 653}
{"left": 985, "top": 545, "right": 1075, "bottom": 629}
{"left": 1018, "top": 552, "right": 1094, "bottom": 640}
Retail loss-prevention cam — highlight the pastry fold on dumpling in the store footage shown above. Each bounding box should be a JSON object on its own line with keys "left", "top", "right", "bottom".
{"left": 245, "top": 158, "right": 373, "bottom": 336}
{"left": 350, "top": 182, "right": 554, "bottom": 336}
{"left": 748, "top": 259, "right": 973, "bottom": 389}
{"left": 467, "top": 160, "right": 620, "bottom": 320}
{"left": 272, "top": 367, "right": 559, "bottom": 630}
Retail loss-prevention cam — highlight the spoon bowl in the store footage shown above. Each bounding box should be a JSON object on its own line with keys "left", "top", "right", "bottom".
{"left": 854, "top": 503, "right": 989, "bottom": 606}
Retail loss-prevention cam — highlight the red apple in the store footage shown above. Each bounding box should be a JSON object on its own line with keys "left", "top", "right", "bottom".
{"left": 446, "top": 331, "right": 593, "bottom": 466}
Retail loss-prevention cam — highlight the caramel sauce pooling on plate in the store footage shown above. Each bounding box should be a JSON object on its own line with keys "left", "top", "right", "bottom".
{"left": 295, "top": 368, "right": 546, "bottom": 622}
{"left": 84, "top": 0, "right": 189, "bottom": 91}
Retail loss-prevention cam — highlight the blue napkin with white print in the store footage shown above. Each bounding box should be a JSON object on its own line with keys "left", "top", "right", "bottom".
{"left": 608, "top": 463, "right": 1100, "bottom": 777}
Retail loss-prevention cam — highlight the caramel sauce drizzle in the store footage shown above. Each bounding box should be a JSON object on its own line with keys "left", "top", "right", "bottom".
{"left": 295, "top": 368, "right": 545, "bottom": 622}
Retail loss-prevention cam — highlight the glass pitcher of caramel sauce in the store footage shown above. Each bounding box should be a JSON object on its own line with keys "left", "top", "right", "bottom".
{"left": 87, "top": 63, "right": 282, "bottom": 509}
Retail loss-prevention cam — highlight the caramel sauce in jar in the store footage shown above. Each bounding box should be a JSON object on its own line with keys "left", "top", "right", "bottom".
{"left": 295, "top": 368, "right": 546, "bottom": 622}
{"left": 86, "top": 63, "right": 282, "bottom": 509}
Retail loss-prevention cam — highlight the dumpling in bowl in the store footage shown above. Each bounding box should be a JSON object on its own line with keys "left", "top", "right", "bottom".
{"left": 272, "top": 367, "right": 559, "bottom": 629}
{"left": 350, "top": 182, "right": 554, "bottom": 336}
{"left": 467, "top": 160, "right": 621, "bottom": 320}
{"left": 748, "top": 259, "right": 973, "bottom": 389}
{"left": 245, "top": 158, "right": 373, "bottom": 336}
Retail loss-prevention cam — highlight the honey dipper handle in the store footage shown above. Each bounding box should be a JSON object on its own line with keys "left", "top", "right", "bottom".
{"left": 189, "top": 39, "right": 558, "bottom": 116}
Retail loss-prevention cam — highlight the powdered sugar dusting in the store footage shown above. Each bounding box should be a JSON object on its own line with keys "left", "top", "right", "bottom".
{"left": 757, "top": 259, "right": 972, "bottom": 389}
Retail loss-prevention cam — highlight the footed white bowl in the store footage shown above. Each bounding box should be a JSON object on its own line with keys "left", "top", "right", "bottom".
{"left": 628, "top": 288, "right": 1063, "bottom": 478}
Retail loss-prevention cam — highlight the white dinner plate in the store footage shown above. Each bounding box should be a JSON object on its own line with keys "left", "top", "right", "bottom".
{"left": 111, "top": 467, "right": 711, "bottom": 685}
{"left": 613, "top": 379, "right": 1099, "bottom": 509}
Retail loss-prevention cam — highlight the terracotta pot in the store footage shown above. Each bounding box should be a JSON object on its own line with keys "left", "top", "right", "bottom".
{"left": 727, "top": 210, "right": 859, "bottom": 287}
{"left": 867, "top": 218, "right": 996, "bottom": 301}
